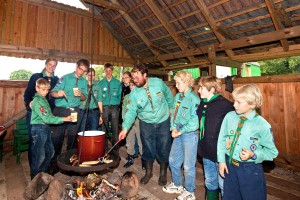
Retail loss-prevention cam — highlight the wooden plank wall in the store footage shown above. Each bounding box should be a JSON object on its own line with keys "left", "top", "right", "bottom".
{"left": 0, "top": 0, "right": 133, "bottom": 66}
{"left": 0, "top": 80, "right": 27, "bottom": 140}
{"left": 167, "top": 74, "right": 300, "bottom": 171}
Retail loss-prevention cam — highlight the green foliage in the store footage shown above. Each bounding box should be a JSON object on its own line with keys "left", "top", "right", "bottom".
{"left": 87, "top": 65, "right": 133, "bottom": 82}
{"left": 10, "top": 69, "right": 33, "bottom": 80}
{"left": 259, "top": 56, "right": 300, "bottom": 75}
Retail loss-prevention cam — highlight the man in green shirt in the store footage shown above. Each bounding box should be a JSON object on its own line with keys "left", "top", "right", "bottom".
{"left": 119, "top": 64, "right": 174, "bottom": 186}
{"left": 98, "top": 63, "right": 122, "bottom": 154}
{"left": 49, "top": 59, "right": 89, "bottom": 175}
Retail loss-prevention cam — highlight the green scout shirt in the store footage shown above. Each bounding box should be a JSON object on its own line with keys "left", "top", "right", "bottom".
{"left": 122, "top": 77, "right": 174, "bottom": 131}
{"left": 51, "top": 72, "right": 88, "bottom": 108}
{"left": 217, "top": 110, "right": 278, "bottom": 164}
{"left": 98, "top": 77, "right": 122, "bottom": 106}
{"left": 170, "top": 87, "right": 200, "bottom": 134}
{"left": 31, "top": 93, "right": 64, "bottom": 125}
{"left": 80, "top": 82, "right": 102, "bottom": 109}
{"left": 122, "top": 93, "right": 130, "bottom": 120}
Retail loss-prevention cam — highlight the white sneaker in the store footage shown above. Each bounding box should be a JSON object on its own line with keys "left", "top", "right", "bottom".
{"left": 175, "top": 189, "right": 195, "bottom": 200}
{"left": 162, "top": 182, "right": 184, "bottom": 194}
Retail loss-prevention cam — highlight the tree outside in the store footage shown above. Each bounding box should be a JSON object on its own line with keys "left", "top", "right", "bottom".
{"left": 259, "top": 56, "right": 300, "bottom": 75}
{"left": 9, "top": 69, "right": 33, "bottom": 80}
{"left": 84, "top": 65, "right": 133, "bottom": 82}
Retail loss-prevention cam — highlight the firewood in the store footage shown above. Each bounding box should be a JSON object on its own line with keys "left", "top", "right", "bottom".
{"left": 25, "top": 172, "right": 54, "bottom": 199}
{"left": 43, "top": 179, "right": 64, "bottom": 200}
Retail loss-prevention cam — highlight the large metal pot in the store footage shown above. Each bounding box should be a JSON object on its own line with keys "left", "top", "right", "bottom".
{"left": 77, "top": 131, "right": 105, "bottom": 163}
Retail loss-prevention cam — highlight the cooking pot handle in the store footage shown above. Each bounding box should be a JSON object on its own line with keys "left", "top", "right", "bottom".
{"left": 94, "top": 141, "right": 103, "bottom": 143}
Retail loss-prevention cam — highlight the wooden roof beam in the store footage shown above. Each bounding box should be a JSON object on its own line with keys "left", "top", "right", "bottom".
{"left": 265, "top": 0, "right": 289, "bottom": 51}
{"left": 233, "top": 44, "right": 300, "bottom": 62}
{"left": 84, "top": 0, "right": 127, "bottom": 12}
{"left": 110, "top": 0, "right": 166, "bottom": 67}
{"left": 163, "top": 60, "right": 209, "bottom": 70}
{"left": 195, "top": 0, "right": 235, "bottom": 59}
{"left": 145, "top": 0, "right": 197, "bottom": 65}
{"left": 274, "top": 4, "right": 293, "bottom": 28}
{"left": 143, "top": 25, "right": 300, "bottom": 63}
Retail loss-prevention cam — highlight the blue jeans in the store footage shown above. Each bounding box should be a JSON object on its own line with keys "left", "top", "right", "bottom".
{"left": 140, "top": 118, "right": 172, "bottom": 162}
{"left": 169, "top": 131, "right": 198, "bottom": 192}
{"left": 203, "top": 158, "right": 224, "bottom": 195}
{"left": 79, "top": 109, "right": 100, "bottom": 132}
{"left": 30, "top": 124, "right": 54, "bottom": 177}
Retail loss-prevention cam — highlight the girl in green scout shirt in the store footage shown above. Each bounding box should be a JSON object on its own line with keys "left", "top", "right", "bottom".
{"left": 217, "top": 84, "right": 278, "bottom": 200}
{"left": 30, "top": 78, "right": 72, "bottom": 179}
{"left": 196, "top": 76, "right": 234, "bottom": 200}
{"left": 163, "top": 71, "right": 200, "bottom": 200}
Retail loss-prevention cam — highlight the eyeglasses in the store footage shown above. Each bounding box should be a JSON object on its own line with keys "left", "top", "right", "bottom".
{"left": 131, "top": 72, "right": 142, "bottom": 80}
{"left": 78, "top": 66, "right": 88, "bottom": 73}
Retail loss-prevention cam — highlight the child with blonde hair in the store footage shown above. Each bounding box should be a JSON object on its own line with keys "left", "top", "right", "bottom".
{"left": 30, "top": 78, "right": 72, "bottom": 179}
{"left": 217, "top": 84, "right": 278, "bottom": 200}
{"left": 163, "top": 71, "right": 200, "bottom": 200}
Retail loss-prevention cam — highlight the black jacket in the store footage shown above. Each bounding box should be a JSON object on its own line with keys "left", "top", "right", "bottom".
{"left": 196, "top": 95, "right": 234, "bottom": 162}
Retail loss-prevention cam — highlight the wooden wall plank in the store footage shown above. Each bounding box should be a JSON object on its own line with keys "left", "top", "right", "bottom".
{"left": 12, "top": 1, "right": 22, "bottom": 45}
{"left": 20, "top": 2, "right": 28, "bottom": 45}
{"left": 2, "top": 0, "right": 13, "bottom": 44}
{"left": 0, "top": 0, "right": 5, "bottom": 42}
{"left": 25, "top": 3, "right": 37, "bottom": 47}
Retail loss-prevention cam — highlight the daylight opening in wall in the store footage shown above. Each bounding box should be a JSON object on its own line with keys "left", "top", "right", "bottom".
{"left": 51, "top": 0, "right": 89, "bottom": 10}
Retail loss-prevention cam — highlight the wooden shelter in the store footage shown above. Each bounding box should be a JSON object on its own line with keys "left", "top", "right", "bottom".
{"left": 0, "top": 0, "right": 300, "bottom": 171}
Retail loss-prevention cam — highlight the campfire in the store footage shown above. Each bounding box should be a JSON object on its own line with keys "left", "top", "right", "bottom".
{"left": 65, "top": 171, "right": 139, "bottom": 200}
{"left": 25, "top": 171, "right": 139, "bottom": 200}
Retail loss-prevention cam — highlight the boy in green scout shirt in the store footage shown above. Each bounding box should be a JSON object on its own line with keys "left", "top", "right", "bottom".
{"left": 98, "top": 63, "right": 122, "bottom": 154}
{"left": 162, "top": 71, "right": 200, "bottom": 200}
{"left": 217, "top": 84, "right": 278, "bottom": 200}
{"left": 79, "top": 68, "right": 103, "bottom": 131}
{"left": 30, "top": 78, "right": 72, "bottom": 179}
{"left": 49, "top": 58, "right": 89, "bottom": 175}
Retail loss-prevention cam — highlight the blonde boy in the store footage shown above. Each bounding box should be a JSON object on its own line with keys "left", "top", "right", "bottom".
{"left": 217, "top": 84, "right": 278, "bottom": 200}
{"left": 30, "top": 78, "right": 72, "bottom": 179}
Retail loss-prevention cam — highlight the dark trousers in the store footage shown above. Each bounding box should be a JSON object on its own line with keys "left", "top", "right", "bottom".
{"left": 50, "top": 107, "right": 80, "bottom": 163}
{"left": 223, "top": 155, "right": 267, "bottom": 200}
{"left": 79, "top": 109, "right": 100, "bottom": 132}
{"left": 26, "top": 111, "right": 33, "bottom": 170}
{"left": 139, "top": 118, "right": 172, "bottom": 163}
{"left": 101, "top": 105, "right": 119, "bottom": 150}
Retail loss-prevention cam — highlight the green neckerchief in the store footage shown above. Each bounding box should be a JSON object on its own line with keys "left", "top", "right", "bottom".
{"left": 199, "top": 94, "right": 220, "bottom": 140}
{"left": 228, "top": 111, "right": 259, "bottom": 164}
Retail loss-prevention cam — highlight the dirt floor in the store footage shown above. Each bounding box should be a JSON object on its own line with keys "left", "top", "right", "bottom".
{"left": 1, "top": 143, "right": 300, "bottom": 200}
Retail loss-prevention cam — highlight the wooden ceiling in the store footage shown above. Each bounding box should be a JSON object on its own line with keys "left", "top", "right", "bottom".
{"left": 79, "top": 0, "right": 300, "bottom": 70}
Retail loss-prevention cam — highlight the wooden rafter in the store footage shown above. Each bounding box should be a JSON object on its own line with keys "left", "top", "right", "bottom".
{"left": 274, "top": 4, "right": 293, "bottom": 28}
{"left": 195, "top": 0, "right": 235, "bottom": 59}
{"left": 111, "top": 0, "right": 167, "bottom": 67}
{"left": 265, "top": 0, "right": 289, "bottom": 51}
{"left": 143, "top": 25, "right": 300, "bottom": 63}
{"left": 145, "top": 0, "right": 197, "bottom": 65}
{"left": 84, "top": 0, "right": 126, "bottom": 12}
{"left": 233, "top": 44, "right": 300, "bottom": 62}
{"left": 92, "top": 7, "right": 137, "bottom": 60}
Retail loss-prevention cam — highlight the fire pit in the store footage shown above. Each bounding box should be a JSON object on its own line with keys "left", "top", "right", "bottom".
{"left": 57, "top": 149, "right": 120, "bottom": 173}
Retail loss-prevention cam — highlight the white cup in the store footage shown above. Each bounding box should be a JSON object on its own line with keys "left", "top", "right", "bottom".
{"left": 73, "top": 87, "right": 79, "bottom": 96}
